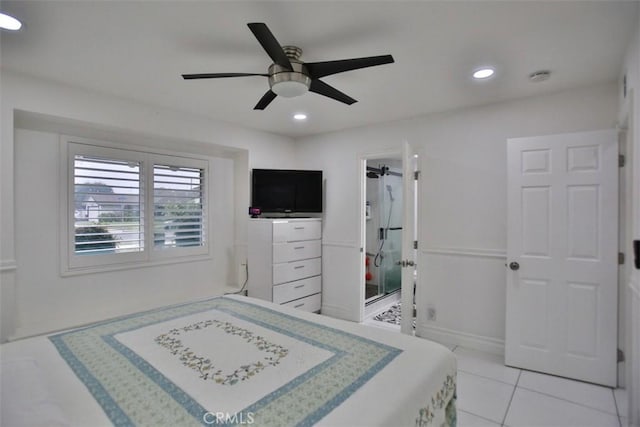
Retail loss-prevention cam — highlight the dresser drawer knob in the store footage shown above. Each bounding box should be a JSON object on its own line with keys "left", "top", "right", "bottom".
{"left": 294, "top": 265, "right": 305, "bottom": 270}
{"left": 294, "top": 284, "right": 305, "bottom": 289}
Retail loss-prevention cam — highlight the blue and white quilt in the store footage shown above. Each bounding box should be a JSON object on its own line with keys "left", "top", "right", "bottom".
{"left": 4, "top": 296, "right": 456, "bottom": 426}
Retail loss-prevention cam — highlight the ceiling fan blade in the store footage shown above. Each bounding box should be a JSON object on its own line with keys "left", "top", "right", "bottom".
{"left": 309, "top": 80, "right": 357, "bottom": 105}
{"left": 254, "top": 90, "right": 277, "bottom": 110}
{"left": 247, "top": 23, "right": 293, "bottom": 71}
{"left": 305, "top": 55, "right": 394, "bottom": 79}
{"left": 182, "top": 73, "right": 268, "bottom": 80}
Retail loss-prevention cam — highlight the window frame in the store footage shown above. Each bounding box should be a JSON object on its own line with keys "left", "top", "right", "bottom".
{"left": 60, "top": 136, "right": 210, "bottom": 275}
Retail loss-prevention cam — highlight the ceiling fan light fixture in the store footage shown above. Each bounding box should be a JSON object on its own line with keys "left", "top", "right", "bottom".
{"left": 271, "top": 79, "right": 310, "bottom": 98}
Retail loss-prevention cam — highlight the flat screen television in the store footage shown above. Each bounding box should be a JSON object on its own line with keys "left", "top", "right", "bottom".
{"left": 251, "top": 169, "right": 323, "bottom": 213}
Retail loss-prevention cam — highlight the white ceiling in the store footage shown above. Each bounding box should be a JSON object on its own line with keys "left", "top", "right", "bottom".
{"left": 1, "top": 1, "right": 638, "bottom": 138}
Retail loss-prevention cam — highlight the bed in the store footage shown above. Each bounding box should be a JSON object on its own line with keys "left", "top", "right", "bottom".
{"left": 1, "top": 295, "right": 456, "bottom": 427}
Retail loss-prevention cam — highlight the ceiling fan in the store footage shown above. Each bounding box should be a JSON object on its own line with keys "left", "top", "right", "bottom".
{"left": 182, "top": 23, "right": 395, "bottom": 110}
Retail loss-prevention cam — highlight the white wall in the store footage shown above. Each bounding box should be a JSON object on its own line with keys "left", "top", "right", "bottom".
{"left": 0, "top": 71, "right": 297, "bottom": 341}
{"left": 295, "top": 83, "right": 619, "bottom": 351}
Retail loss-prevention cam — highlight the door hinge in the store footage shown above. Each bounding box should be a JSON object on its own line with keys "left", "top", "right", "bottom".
{"left": 619, "top": 252, "right": 625, "bottom": 265}
{"left": 414, "top": 240, "right": 418, "bottom": 250}
{"left": 618, "top": 348, "right": 625, "bottom": 363}
{"left": 414, "top": 170, "right": 420, "bottom": 180}
{"left": 619, "top": 154, "right": 625, "bottom": 167}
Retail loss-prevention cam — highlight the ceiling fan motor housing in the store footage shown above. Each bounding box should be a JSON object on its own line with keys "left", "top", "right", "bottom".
{"left": 268, "top": 46, "right": 311, "bottom": 97}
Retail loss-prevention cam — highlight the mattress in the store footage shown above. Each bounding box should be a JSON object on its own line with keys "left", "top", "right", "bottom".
{"left": 1, "top": 295, "right": 456, "bottom": 427}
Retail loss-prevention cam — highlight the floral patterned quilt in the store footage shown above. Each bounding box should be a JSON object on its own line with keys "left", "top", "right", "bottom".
{"left": 13, "top": 295, "right": 456, "bottom": 426}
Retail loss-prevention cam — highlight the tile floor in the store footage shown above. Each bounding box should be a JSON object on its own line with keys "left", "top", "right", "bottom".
{"left": 363, "top": 312, "right": 629, "bottom": 427}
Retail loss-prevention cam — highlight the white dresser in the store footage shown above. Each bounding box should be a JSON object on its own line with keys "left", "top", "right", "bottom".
{"left": 247, "top": 218, "right": 322, "bottom": 312}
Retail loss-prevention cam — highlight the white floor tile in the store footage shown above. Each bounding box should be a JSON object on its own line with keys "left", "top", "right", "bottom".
{"left": 614, "top": 388, "right": 629, "bottom": 418}
{"left": 504, "top": 388, "right": 621, "bottom": 427}
{"left": 518, "top": 370, "right": 617, "bottom": 415}
{"left": 457, "top": 410, "right": 501, "bottom": 427}
{"left": 456, "top": 371, "right": 515, "bottom": 424}
{"left": 454, "top": 346, "right": 521, "bottom": 385}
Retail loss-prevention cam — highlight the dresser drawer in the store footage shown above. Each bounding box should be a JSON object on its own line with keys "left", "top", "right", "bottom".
{"left": 273, "top": 257, "right": 321, "bottom": 285}
{"left": 281, "top": 293, "right": 321, "bottom": 312}
{"left": 273, "top": 240, "right": 321, "bottom": 263}
{"left": 273, "top": 276, "right": 322, "bottom": 304}
{"left": 273, "top": 221, "right": 321, "bottom": 243}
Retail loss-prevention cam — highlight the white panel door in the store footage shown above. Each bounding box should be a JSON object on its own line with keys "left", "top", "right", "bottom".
{"left": 506, "top": 129, "right": 618, "bottom": 386}
{"left": 400, "top": 142, "right": 417, "bottom": 335}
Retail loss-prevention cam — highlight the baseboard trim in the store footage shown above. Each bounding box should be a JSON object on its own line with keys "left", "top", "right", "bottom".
{"left": 321, "top": 303, "right": 359, "bottom": 322}
{"left": 417, "top": 323, "right": 505, "bottom": 356}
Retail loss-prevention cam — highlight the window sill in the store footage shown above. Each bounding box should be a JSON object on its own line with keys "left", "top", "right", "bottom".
{"left": 60, "top": 254, "right": 212, "bottom": 277}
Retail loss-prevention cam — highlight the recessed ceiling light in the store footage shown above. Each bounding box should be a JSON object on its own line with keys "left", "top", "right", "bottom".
{"left": 473, "top": 68, "right": 495, "bottom": 79}
{"left": 293, "top": 113, "right": 307, "bottom": 121}
{"left": 0, "top": 12, "right": 22, "bottom": 31}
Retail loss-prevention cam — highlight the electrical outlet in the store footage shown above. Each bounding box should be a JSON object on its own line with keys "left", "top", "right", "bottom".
{"left": 427, "top": 305, "right": 437, "bottom": 321}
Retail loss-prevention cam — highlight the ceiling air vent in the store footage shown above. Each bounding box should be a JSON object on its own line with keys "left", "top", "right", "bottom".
{"left": 529, "top": 70, "right": 551, "bottom": 83}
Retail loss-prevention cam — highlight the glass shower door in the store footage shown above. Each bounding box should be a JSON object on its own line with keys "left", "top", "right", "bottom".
{"left": 381, "top": 229, "right": 401, "bottom": 294}
{"left": 379, "top": 171, "right": 402, "bottom": 295}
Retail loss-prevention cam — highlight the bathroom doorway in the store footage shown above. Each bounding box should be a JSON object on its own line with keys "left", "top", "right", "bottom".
{"left": 361, "top": 145, "right": 419, "bottom": 334}
{"left": 364, "top": 158, "right": 403, "bottom": 304}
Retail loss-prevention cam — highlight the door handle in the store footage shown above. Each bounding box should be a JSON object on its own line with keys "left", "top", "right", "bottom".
{"left": 396, "top": 260, "right": 416, "bottom": 267}
{"left": 508, "top": 261, "right": 520, "bottom": 271}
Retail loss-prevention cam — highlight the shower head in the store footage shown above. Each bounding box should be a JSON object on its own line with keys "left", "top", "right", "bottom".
{"left": 386, "top": 184, "right": 395, "bottom": 202}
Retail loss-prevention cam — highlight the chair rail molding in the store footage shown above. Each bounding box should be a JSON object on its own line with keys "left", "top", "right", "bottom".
{"left": 422, "top": 246, "right": 507, "bottom": 259}
{"left": 322, "top": 240, "right": 359, "bottom": 249}
{"left": 0, "top": 259, "right": 17, "bottom": 272}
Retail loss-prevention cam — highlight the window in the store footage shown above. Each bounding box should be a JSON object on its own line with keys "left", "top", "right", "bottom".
{"left": 64, "top": 139, "right": 208, "bottom": 272}
{"left": 153, "top": 163, "right": 205, "bottom": 251}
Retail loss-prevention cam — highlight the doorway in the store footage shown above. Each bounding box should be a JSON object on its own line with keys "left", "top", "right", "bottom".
{"left": 360, "top": 146, "right": 419, "bottom": 334}
{"left": 360, "top": 144, "right": 418, "bottom": 334}
{"left": 364, "top": 158, "right": 403, "bottom": 304}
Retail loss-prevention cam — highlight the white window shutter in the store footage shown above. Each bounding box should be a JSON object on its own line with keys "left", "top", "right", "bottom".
{"left": 73, "top": 155, "right": 144, "bottom": 255}
{"left": 153, "top": 164, "right": 205, "bottom": 250}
